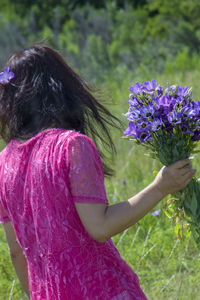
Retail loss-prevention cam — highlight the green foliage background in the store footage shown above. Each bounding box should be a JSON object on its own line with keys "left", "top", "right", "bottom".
{"left": 0, "top": 1, "right": 200, "bottom": 299}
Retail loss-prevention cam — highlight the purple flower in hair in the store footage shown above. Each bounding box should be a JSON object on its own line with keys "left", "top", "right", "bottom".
{"left": 0, "top": 66, "right": 14, "bottom": 84}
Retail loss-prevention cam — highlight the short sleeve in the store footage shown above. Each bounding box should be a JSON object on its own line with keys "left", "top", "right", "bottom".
{"left": 68, "top": 134, "right": 108, "bottom": 204}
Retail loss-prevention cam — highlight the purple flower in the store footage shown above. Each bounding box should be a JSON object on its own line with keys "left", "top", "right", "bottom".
{"left": 151, "top": 209, "right": 161, "bottom": 216}
{"left": 180, "top": 105, "right": 196, "bottom": 119}
{"left": 150, "top": 119, "right": 162, "bottom": 131}
{"left": 143, "top": 79, "right": 157, "bottom": 92}
{"left": 129, "top": 82, "right": 143, "bottom": 95}
{"left": 165, "top": 84, "right": 176, "bottom": 94}
{"left": 179, "top": 124, "right": 193, "bottom": 135}
{"left": 125, "top": 109, "right": 141, "bottom": 121}
{"left": 142, "top": 79, "right": 163, "bottom": 96}
{"left": 138, "top": 129, "right": 151, "bottom": 142}
{"left": 124, "top": 122, "right": 151, "bottom": 142}
{"left": 192, "top": 130, "right": 200, "bottom": 141}
{"left": 176, "top": 85, "right": 189, "bottom": 97}
{"left": 167, "top": 110, "right": 181, "bottom": 124}
{"left": 137, "top": 119, "right": 149, "bottom": 129}
{"left": 128, "top": 97, "right": 138, "bottom": 107}
{"left": 156, "top": 85, "right": 163, "bottom": 96}
{"left": 124, "top": 122, "right": 138, "bottom": 137}
{"left": 193, "top": 101, "right": 200, "bottom": 118}
{"left": 0, "top": 66, "right": 14, "bottom": 84}
{"left": 154, "top": 94, "right": 172, "bottom": 113}
{"left": 140, "top": 105, "right": 155, "bottom": 118}
{"left": 196, "top": 119, "right": 200, "bottom": 130}
{"left": 122, "top": 180, "right": 127, "bottom": 185}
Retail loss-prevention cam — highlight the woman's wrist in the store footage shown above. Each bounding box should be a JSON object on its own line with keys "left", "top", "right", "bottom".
{"left": 151, "top": 180, "right": 168, "bottom": 200}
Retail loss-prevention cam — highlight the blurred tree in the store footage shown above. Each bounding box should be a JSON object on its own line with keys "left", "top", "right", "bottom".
{"left": 2, "top": 0, "right": 148, "bottom": 29}
{"left": 0, "top": 0, "right": 200, "bottom": 82}
{"left": 144, "top": 0, "right": 200, "bottom": 53}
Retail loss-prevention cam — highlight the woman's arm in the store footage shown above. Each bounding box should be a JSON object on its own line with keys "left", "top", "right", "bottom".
{"left": 3, "top": 222, "right": 30, "bottom": 297}
{"left": 75, "top": 159, "right": 196, "bottom": 242}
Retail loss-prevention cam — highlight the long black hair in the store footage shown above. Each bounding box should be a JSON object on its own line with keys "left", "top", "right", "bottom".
{"left": 0, "top": 43, "right": 121, "bottom": 176}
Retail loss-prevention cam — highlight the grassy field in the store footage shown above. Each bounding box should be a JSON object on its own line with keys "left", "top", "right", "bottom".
{"left": 1, "top": 70, "right": 200, "bottom": 299}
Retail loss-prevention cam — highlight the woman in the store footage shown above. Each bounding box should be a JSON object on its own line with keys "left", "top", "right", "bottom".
{"left": 0, "top": 44, "right": 196, "bottom": 299}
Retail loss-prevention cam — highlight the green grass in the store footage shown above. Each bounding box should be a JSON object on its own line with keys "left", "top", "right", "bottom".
{"left": 1, "top": 70, "right": 200, "bottom": 299}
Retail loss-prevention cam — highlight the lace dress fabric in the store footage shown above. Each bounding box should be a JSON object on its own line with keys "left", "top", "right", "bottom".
{"left": 0, "top": 128, "right": 147, "bottom": 300}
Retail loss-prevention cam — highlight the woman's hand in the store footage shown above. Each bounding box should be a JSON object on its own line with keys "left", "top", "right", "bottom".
{"left": 153, "top": 158, "right": 196, "bottom": 197}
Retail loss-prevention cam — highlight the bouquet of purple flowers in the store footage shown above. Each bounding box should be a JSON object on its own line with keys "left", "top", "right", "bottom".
{"left": 124, "top": 80, "right": 200, "bottom": 244}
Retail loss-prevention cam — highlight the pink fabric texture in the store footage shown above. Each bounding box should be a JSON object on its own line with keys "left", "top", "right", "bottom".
{"left": 0, "top": 128, "right": 147, "bottom": 300}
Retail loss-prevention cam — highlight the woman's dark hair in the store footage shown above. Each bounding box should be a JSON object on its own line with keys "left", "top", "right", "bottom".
{"left": 0, "top": 43, "right": 121, "bottom": 176}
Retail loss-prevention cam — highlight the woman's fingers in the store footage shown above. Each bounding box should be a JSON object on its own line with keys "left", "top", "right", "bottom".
{"left": 182, "top": 168, "right": 196, "bottom": 184}
{"left": 178, "top": 163, "right": 193, "bottom": 175}
{"left": 172, "top": 158, "right": 191, "bottom": 169}
{"left": 155, "top": 159, "right": 196, "bottom": 195}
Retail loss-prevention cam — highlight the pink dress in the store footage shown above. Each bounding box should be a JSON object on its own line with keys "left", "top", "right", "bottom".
{"left": 0, "top": 128, "right": 147, "bottom": 300}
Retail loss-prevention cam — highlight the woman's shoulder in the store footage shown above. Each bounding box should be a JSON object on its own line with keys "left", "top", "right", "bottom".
{"left": 65, "top": 130, "right": 97, "bottom": 152}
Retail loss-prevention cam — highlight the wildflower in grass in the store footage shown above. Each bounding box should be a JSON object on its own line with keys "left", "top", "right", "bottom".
{"left": 122, "top": 180, "right": 127, "bottom": 185}
{"left": 124, "top": 79, "right": 200, "bottom": 244}
{"left": 151, "top": 209, "right": 161, "bottom": 216}
{"left": 112, "top": 197, "right": 117, "bottom": 203}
